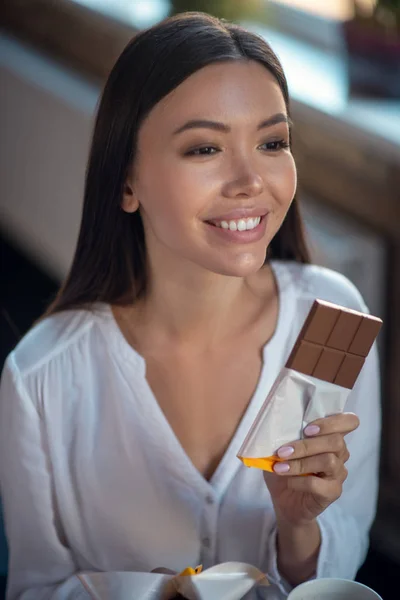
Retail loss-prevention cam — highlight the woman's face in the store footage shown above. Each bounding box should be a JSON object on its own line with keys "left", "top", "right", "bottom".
{"left": 123, "top": 60, "right": 297, "bottom": 278}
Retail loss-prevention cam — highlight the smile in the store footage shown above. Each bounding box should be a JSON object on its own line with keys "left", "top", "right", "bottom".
{"left": 205, "top": 214, "right": 268, "bottom": 244}
{"left": 211, "top": 217, "right": 261, "bottom": 231}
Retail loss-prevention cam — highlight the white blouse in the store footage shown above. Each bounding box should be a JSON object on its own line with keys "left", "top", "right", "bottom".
{"left": 0, "top": 260, "right": 381, "bottom": 600}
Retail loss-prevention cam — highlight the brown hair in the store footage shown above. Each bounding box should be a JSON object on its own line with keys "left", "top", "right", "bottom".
{"left": 45, "top": 11, "right": 310, "bottom": 317}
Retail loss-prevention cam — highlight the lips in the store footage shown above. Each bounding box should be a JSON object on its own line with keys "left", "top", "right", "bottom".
{"left": 207, "top": 208, "right": 269, "bottom": 224}
{"left": 204, "top": 213, "right": 268, "bottom": 244}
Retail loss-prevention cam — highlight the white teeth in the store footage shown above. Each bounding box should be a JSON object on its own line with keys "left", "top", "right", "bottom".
{"left": 214, "top": 216, "right": 262, "bottom": 230}
{"left": 246, "top": 218, "right": 255, "bottom": 230}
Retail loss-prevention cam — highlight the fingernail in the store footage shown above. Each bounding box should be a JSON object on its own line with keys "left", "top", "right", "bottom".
{"left": 304, "top": 424, "right": 320, "bottom": 436}
{"left": 274, "top": 462, "right": 290, "bottom": 473}
{"left": 277, "top": 446, "right": 295, "bottom": 459}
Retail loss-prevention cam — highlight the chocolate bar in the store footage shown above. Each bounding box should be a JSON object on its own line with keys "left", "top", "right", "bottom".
{"left": 237, "top": 298, "right": 383, "bottom": 472}
{"left": 285, "top": 300, "right": 382, "bottom": 389}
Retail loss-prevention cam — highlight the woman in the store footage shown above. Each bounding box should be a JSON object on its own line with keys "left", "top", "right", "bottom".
{"left": 0, "top": 11, "right": 381, "bottom": 600}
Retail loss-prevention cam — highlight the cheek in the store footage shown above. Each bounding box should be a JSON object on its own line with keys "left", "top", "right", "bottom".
{"left": 273, "top": 155, "right": 297, "bottom": 206}
{"left": 267, "top": 156, "right": 297, "bottom": 233}
{"left": 139, "top": 155, "right": 214, "bottom": 224}
{"left": 289, "top": 158, "right": 298, "bottom": 198}
{"left": 137, "top": 164, "right": 197, "bottom": 239}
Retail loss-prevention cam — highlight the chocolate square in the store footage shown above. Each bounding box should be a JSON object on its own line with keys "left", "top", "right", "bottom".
{"left": 286, "top": 299, "right": 382, "bottom": 389}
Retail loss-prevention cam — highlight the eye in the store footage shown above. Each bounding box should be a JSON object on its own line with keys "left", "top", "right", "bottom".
{"left": 259, "top": 140, "right": 290, "bottom": 152}
{"left": 185, "top": 146, "right": 220, "bottom": 156}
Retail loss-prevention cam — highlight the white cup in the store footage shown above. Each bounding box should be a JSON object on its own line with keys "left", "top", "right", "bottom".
{"left": 287, "top": 578, "right": 383, "bottom": 600}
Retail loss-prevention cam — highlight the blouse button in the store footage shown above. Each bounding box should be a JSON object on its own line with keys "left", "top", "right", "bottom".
{"left": 202, "top": 537, "right": 211, "bottom": 549}
{"left": 205, "top": 495, "right": 214, "bottom": 505}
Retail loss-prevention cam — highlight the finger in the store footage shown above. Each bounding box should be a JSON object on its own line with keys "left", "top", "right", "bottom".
{"left": 304, "top": 412, "right": 360, "bottom": 437}
{"left": 277, "top": 433, "right": 346, "bottom": 461}
{"left": 287, "top": 473, "right": 344, "bottom": 502}
{"left": 273, "top": 452, "right": 347, "bottom": 480}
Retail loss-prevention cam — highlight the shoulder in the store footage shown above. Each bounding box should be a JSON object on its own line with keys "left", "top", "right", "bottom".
{"left": 274, "top": 260, "right": 369, "bottom": 314}
{"left": 7, "top": 306, "right": 104, "bottom": 379}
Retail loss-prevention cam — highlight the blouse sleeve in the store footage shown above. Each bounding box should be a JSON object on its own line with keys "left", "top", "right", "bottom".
{"left": 0, "top": 355, "right": 92, "bottom": 599}
{"left": 264, "top": 317, "right": 382, "bottom": 597}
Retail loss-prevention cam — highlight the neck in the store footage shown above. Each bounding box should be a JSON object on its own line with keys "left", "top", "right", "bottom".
{"left": 141, "top": 264, "right": 251, "bottom": 347}
{"left": 114, "top": 243, "right": 275, "bottom": 352}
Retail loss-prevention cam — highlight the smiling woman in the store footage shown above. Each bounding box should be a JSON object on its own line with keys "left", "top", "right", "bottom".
{"left": 0, "top": 10, "right": 381, "bottom": 600}
{"left": 40, "top": 14, "right": 309, "bottom": 311}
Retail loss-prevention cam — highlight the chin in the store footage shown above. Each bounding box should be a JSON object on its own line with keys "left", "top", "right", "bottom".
{"left": 205, "top": 251, "right": 268, "bottom": 278}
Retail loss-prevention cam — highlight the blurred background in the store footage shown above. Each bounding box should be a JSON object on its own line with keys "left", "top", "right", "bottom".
{"left": 0, "top": 0, "right": 399, "bottom": 598}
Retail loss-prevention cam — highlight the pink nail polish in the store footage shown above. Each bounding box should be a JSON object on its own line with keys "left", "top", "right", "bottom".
{"left": 304, "top": 424, "right": 320, "bottom": 436}
{"left": 277, "top": 446, "right": 294, "bottom": 459}
{"left": 274, "top": 462, "right": 290, "bottom": 473}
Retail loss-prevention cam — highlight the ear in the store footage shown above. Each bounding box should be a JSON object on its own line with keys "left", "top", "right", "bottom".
{"left": 122, "top": 177, "right": 139, "bottom": 213}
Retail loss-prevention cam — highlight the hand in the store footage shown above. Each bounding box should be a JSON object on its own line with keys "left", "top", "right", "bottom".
{"left": 264, "top": 412, "right": 359, "bottom": 526}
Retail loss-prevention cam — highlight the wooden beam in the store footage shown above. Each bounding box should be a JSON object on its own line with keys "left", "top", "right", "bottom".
{"left": 1, "top": 0, "right": 136, "bottom": 82}
{"left": 293, "top": 115, "right": 400, "bottom": 241}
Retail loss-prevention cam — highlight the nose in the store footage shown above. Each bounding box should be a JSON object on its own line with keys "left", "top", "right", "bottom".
{"left": 222, "top": 164, "right": 264, "bottom": 199}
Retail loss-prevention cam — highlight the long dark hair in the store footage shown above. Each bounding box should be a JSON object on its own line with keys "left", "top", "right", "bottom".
{"left": 45, "top": 11, "right": 310, "bottom": 317}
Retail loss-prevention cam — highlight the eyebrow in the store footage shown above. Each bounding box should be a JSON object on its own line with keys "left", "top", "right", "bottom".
{"left": 172, "top": 113, "right": 292, "bottom": 136}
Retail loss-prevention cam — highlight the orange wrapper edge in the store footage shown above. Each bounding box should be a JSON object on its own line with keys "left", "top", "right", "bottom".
{"left": 238, "top": 455, "right": 285, "bottom": 472}
{"left": 239, "top": 455, "right": 312, "bottom": 477}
